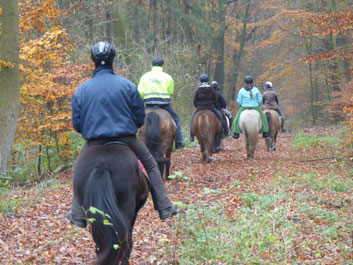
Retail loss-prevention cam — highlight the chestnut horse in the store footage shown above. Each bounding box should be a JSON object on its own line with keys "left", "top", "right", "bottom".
{"left": 191, "top": 110, "right": 221, "bottom": 163}
{"left": 239, "top": 109, "right": 262, "bottom": 159}
{"left": 264, "top": 109, "right": 281, "bottom": 151}
{"left": 138, "top": 108, "right": 177, "bottom": 179}
{"left": 75, "top": 143, "right": 149, "bottom": 265}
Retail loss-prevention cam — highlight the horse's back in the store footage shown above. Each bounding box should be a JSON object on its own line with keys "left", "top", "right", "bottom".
{"left": 74, "top": 144, "right": 141, "bottom": 194}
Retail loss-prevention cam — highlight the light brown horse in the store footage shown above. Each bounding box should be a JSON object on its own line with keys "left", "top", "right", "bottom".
{"left": 191, "top": 110, "right": 221, "bottom": 163}
{"left": 264, "top": 109, "right": 281, "bottom": 151}
{"left": 138, "top": 108, "right": 177, "bottom": 179}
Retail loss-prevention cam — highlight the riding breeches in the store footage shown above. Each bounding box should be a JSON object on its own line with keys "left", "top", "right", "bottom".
{"left": 70, "top": 135, "right": 173, "bottom": 222}
{"left": 231, "top": 106, "right": 269, "bottom": 134}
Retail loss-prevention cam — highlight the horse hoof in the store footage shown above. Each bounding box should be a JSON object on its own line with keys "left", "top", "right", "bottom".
{"left": 207, "top": 156, "right": 215, "bottom": 163}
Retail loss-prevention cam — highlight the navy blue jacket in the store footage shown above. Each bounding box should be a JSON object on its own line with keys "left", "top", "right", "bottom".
{"left": 71, "top": 66, "right": 146, "bottom": 140}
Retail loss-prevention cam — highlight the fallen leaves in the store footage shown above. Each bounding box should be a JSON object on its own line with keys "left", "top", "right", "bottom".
{"left": 0, "top": 128, "right": 352, "bottom": 264}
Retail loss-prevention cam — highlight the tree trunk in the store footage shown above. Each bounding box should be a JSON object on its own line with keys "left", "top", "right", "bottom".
{"left": 328, "top": 0, "right": 344, "bottom": 87}
{"left": 213, "top": 0, "right": 227, "bottom": 92}
{"left": 105, "top": 8, "right": 113, "bottom": 43}
{"left": 0, "top": 0, "right": 20, "bottom": 174}
{"left": 227, "top": 0, "right": 250, "bottom": 102}
{"left": 305, "top": 36, "right": 317, "bottom": 125}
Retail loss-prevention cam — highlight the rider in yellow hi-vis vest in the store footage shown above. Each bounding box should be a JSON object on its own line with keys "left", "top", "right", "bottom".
{"left": 138, "top": 57, "right": 185, "bottom": 149}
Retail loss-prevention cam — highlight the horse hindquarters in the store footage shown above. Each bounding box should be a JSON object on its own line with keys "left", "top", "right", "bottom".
{"left": 239, "top": 110, "right": 261, "bottom": 159}
{"left": 83, "top": 165, "right": 129, "bottom": 265}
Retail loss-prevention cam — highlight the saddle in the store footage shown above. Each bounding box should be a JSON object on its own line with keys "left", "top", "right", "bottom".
{"left": 87, "top": 139, "right": 150, "bottom": 182}
{"left": 145, "top": 104, "right": 163, "bottom": 109}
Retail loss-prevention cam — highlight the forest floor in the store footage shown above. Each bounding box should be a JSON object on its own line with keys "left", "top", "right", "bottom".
{"left": 0, "top": 127, "right": 352, "bottom": 264}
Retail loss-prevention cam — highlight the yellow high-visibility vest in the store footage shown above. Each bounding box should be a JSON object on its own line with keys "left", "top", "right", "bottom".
{"left": 138, "top": 66, "right": 174, "bottom": 102}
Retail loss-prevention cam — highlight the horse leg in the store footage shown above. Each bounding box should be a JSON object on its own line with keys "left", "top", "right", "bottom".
{"left": 158, "top": 161, "right": 165, "bottom": 180}
{"left": 273, "top": 130, "right": 278, "bottom": 151}
{"left": 165, "top": 151, "right": 172, "bottom": 179}
{"left": 199, "top": 138, "right": 207, "bottom": 161}
{"left": 119, "top": 228, "right": 133, "bottom": 265}
{"left": 245, "top": 136, "right": 251, "bottom": 159}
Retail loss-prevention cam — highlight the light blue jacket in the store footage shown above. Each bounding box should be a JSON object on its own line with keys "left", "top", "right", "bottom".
{"left": 237, "top": 86, "right": 262, "bottom": 107}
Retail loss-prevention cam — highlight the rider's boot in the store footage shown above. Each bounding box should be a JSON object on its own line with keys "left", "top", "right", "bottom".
{"left": 233, "top": 132, "right": 239, "bottom": 139}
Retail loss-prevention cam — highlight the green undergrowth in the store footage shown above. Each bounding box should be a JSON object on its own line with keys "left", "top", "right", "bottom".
{"left": 167, "top": 171, "right": 353, "bottom": 264}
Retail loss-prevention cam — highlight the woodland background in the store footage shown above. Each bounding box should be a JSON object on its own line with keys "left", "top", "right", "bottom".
{"left": 0, "top": 0, "right": 352, "bottom": 180}
{"left": 0, "top": 1, "right": 352, "bottom": 264}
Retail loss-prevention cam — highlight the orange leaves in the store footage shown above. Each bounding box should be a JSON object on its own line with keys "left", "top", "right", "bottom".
{"left": 19, "top": 0, "right": 60, "bottom": 34}
{"left": 0, "top": 60, "right": 15, "bottom": 69}
{"left": 16, "top": 0, "right": 90, "bottom": 162}
{"left": 300, "top": 11, "right": 353, "bottom": 37}
{"left": 300, "top": 45, "right": 353, "bottom": 63}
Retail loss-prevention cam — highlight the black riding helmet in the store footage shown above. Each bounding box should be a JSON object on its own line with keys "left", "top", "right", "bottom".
{"left": 244, "top": 75, "right": 254, "bottom": 84}
{"left": 152, "top": 56, "right": 164, "bottom": 66}
{"left": 200, "top": 74, "right": 209, "bottom": 83}
{"left": 211, "top": 81, "right": 219, "bottom": 90}
{"left": 91, "top": 41, "right": 116, "bottom": 66}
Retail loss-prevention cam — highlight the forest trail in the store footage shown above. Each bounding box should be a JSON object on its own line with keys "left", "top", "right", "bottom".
{"left": 0, "top": 129, "right": 351, "bottom": 264}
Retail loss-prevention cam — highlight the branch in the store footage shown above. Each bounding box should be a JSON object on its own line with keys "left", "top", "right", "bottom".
{"left": 299, "top": 156, "right": 353, "bottom": 167}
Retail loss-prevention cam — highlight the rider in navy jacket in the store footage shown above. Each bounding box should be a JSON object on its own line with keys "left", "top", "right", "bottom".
{"left": 67, "top": 42, "right": 178, "bottom": 228}
{"left": 72, "top": 66, "right": 145, "bottom": 140}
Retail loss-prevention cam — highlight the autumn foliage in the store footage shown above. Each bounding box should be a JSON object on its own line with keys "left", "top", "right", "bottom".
{"left": 15, "top": 0, "right": 90, "bottom": 165}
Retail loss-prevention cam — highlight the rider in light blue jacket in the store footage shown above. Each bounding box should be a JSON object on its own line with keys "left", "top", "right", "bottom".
{"left": 231, "top": 76, "right": 269, "bottom": 139}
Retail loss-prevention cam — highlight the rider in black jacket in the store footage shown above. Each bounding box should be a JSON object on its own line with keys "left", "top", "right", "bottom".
{"left": 211, "top": 81, "right": 233, "bottom": 137}
{"left": 67, "top": 42, "right": 178, "bottom": 228}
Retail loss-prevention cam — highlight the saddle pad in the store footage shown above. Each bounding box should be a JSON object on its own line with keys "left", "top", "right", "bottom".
{"left": 138, "top": 159, "right": 150, "bottom": 182}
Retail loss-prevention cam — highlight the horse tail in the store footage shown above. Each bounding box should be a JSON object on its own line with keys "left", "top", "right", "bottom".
{"left": 83, "top": 165, "right": 128, "bottom": 264}
{"left": 146, "top": 112, "right": 161, "bottom": 158}
{"left": 265, "top": 111, "right": 272, "bottom": 137}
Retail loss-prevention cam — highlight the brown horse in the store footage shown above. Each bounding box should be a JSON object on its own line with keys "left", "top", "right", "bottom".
{"left": 75, "top": 144, "right": 149, "bottom": 265}
{"left": 191, "top": 110, "right": 221, "bottom": 163}
{"left": 264, "top": 109, "right": 281, "bottom": 151}
{"left": 138, "top": 108, "right": 177, "bottom": 179}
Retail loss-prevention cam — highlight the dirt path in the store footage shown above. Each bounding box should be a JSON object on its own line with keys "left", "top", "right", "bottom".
{"left": 0, "top": 132, "right": 348, "bottom": 264}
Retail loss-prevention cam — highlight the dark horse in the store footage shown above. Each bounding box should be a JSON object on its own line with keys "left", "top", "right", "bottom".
{"left": 138, "top": 108, "right": 177, "bottom": 179}
{"left": 191, "top": 110, "right": 221, "bottom": 163}
{"left": 264, "top": 109, "right": 281, "bottom": 151}
{"left": 74, "top": 143, "right": 149, "bottom": 265}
